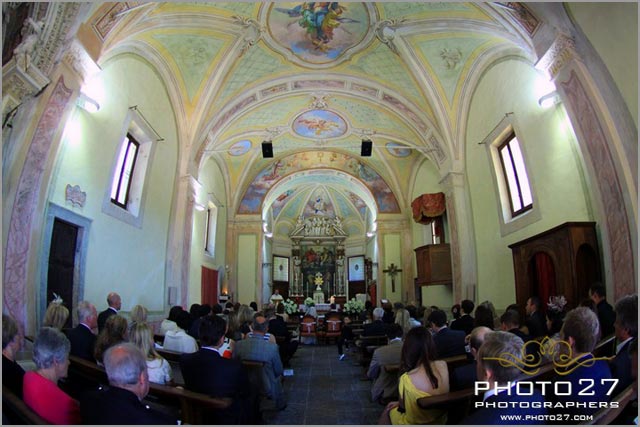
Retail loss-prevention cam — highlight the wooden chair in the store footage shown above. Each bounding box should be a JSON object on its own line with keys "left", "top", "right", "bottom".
{"left": 2, "top": 385, "right": 48, "bottom": 424}
{"left": 299, "top": 315, "right": 317, "bottom": 344}
{"left": 324, "top": 315, "right": 342, "bottom": 344}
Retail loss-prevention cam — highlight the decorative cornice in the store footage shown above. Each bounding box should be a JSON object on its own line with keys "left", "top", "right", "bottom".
{"left": 374, "top": 18, "right": 406, "bottom": 56}
{"left": 535, "top": 33, "right": 577, "bottom": 80}
{"left": 232, "top": 15, "right": 264, "bottom": 57}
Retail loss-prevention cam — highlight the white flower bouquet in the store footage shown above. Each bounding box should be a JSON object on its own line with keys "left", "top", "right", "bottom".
{"left": 344, "top": 298, "right": 365, "bottom": 315}
{"left": 283, "top": 298, "right": 298, "bottom": 315}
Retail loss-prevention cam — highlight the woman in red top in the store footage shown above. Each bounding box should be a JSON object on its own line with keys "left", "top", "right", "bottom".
{"left": 23, "top": 327, "right": 80, "bottom": 424}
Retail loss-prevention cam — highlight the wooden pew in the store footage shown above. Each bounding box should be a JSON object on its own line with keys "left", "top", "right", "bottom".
{"left": 356, "top": 335, "right": 389, "bottom": 366}
{"left": 67, "top": 355, "right": 231, "bottom": 424}
{"left": 383, "top": 354, "right": 471, "bottom": 377}
{"left": 578, "top": 384, "right": 636, "bottom": 425}
{"left": 593, "top": 334, "right": 616, "bottom": 358}
{"left": 2, "top": 385, "right": 48, "bottom": 425}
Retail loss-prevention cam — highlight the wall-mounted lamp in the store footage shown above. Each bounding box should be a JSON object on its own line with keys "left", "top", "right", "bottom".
{"left": 366, "top": 231, "right": 375, "bottom": 238}
{"left": 538, "top": 91, "right": 561, "bottom": 108}
{"left": 194, "top": 203, "right": 206, "bottom": 211}
{"left": 76, "top": 92, "right": 100, "bottom": 113}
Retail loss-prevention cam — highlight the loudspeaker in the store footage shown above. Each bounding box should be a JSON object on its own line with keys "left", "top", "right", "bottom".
{"left": 261, "top": 141, "right": 273, "bottom": 158}
{"left": 361, "top": 139, "right": 372, "bottom": 157}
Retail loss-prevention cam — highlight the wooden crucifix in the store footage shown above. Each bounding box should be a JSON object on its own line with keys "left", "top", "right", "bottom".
{"left": 383, "top": 263, "right": 402, "bottom": 293}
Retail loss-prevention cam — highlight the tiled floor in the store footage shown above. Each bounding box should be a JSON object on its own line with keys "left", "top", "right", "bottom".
{"left": 263, "top": 343, "right": 384, "bottom": 425}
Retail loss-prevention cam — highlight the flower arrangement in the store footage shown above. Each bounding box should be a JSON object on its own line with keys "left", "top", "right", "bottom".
{"left": 283, "top": 298, "right": 298, "bottom": 315}
{"left": 344, "top": 298, "right": 365, "bottom": 316}
{"left": 304, "top": 297, "right": 315, "bottom": 307}
{"left": 547, "top": 295, "right": 567, "bottom": 313}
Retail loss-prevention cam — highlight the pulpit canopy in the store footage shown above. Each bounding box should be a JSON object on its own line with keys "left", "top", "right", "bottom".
{"left": 411, "top": 192, "right": 446, "bottom": 225}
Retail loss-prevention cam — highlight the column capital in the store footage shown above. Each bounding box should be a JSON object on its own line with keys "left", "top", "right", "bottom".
{"left": 535, "top": 33, "right": 578, "bottom": 81}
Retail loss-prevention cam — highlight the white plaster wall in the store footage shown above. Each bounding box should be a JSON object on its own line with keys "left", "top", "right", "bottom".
{"left": 237, "top": 233, "right": 258, "bottom": 304}
{"left": 48, "top": 56, "right": 178, "bottom": 313}
{"left": 466, "top": 59, "right": 592, "bottom": 310}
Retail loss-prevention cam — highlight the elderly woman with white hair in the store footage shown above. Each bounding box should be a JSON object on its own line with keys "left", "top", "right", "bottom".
{"left": 23, "top": 327, "right": 80, "bottom": 424}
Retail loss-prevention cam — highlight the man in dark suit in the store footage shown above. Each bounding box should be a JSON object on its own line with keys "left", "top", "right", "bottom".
{"left": 450, "top": 326, "right": 492, "bottom": 391}
{"left": 524, "top": 296, "right": 548, "bottom": 338}
{"left": 500, "top": 309, "right": 529, "bottom": 342}
{"left": 461, "top": 331, "right": 547, "bottom": 424}
{"left": 2, "top": 314, "right": 25, "bottom": 398}
{"left": 181, "top": 315, "right": 253, "bottom": 424}
{"left": 451, "top": 299, "right": 475, "bottom": 335}
{"left": 428, "top": 309, "right": 466, "bottom": 358}
{"left": 590, "top": 284, "right": 616, "bottom": 338}
{"left": 97, "top": 292, "right": 121, "bottom": 332}
{"left": 609, "top": 294, "right": 637, "bottom": 396}
{"left": 81, "top": 343, "right": 178, "bottom": 424}
{"left": 66, "top": 301, "right": 97, "bottom": 361}
{"left": 362, "top": 307, "right": 389, "bottom": 337}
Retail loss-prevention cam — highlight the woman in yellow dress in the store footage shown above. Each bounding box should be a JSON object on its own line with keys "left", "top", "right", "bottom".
{"left": 379, "top": 327, "right": 450, "bottom": 424}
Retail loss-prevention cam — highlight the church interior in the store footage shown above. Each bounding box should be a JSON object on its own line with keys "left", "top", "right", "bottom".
{"left": 2, "top": 2, "right": 638, "bottom": 424}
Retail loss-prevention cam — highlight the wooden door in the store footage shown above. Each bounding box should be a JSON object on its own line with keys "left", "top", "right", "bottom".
{"left": 47, "top": 218, "right": 77, "bottom": 329}
{"left": 201, "top": 266, "right": 218, "bottom": 306}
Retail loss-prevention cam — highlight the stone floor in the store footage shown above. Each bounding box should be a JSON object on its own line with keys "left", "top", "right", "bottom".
{"left": 263, "top": 343, "right": 384, "bottom": 425}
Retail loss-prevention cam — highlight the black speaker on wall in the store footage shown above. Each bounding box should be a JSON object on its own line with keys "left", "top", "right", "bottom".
{"left": 261, "top": 141, "right": 273, "bottom": 158}
{"left": 361, "top": 139, "right": 372, "bottom": 157}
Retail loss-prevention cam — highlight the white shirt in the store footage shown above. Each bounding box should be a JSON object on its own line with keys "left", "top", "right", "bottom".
{"left": 159, "top": 319, "right": 178, "bottom": 335}
{"left": 147, "top": 357, "right": 172, "bottom": 385}
{"left": 162, "top": 329, "right": 198, "bottom": 353}
{"left": 616, "top": 336, "right": 634, "bottom": 354}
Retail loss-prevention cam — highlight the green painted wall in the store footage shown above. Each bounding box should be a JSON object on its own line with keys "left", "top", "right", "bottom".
{"left": 189, "top": 158, "right": 228, "bottom": 304}
{"left": 382, "top": 233, "right": 401, "bottom": 301}
{"left": 49, "top": 56, "right": 178, "bottom": 312}
{"left": 466, "top": 59, "right": 591, "bottom": 310}
{"left": 567, "top": 2, "right": 638, "bottom": 127}
{"left": 237, "top": 233, "right": 258, "bottom": 304}
{"left": 421, "top": 286, "right": 453, "bottom": 313}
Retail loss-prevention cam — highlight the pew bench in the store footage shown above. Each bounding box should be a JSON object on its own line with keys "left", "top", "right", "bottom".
{"left": 2, "top": 385, "right": 48, "bottom": 425}
{"left": 67, "top": 355, "right": 231, "bottom": 424}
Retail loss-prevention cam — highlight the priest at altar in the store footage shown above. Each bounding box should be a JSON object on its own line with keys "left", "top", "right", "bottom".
{"left": 270, "top": 289, "right": 284, "bottom": 306}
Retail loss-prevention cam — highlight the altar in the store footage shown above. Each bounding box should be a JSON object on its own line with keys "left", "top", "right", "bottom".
{"left": 299, "top": 303, "right": 340, "bottom": 313}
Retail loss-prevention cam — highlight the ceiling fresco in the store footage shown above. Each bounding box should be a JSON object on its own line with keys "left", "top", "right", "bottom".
{"left": 91, "top": 2, "right": 536, "bottom": 234}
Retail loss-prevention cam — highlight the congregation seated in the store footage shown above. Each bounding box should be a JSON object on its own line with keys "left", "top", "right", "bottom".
{"left": 163, "top": 309, "right": 198, "bottom": 353}
{"left": 367, "top": 323, "right": 403, "bottom": 403}
{"left": 180, "top": 315, "right": 252, "bottom": 424}
{"left": 94, "top": 314, "right": 128, "bottom": 365}
{"left": 552, "top": 307, "right": 613, "bottom": 418}
{"left": 379, "top": 327, "right": 449, "bottom": 424}
{"left": 188, "top": 303, "right": 211, "bottom": 339}
{"left": 24, "top": 327, "right": 81, "bottom": 424}
{"left": 545, "top": 295, "right": 567, "bottom": 339}
{"left": 42, "top": 297, "right": 70, "bottom": 330}
{"left": 362, "top": 307, "right": 389, "bottom": 337}
{"left": 450, "top": 299, "right": 475, "bottom": 335}
{"left": 473, "top": 302, "right": 495, "bottom": 330}
{"left": 66, "top": 300, "right": 98, "bottom": 361}
{"left": 2, "top": 314, "right": 25, "bottom": 398}
{"left": 80, "top": 343, "right": 178, "bottom": 424}
{"left": 266, "top": 307, "right": 298, "bottom": 366}
{"left": 500, "top": 309, "right": 530, "bottom": 342}
{"left": 461, "top": 331, "right": 547, "bottom": 424}
{"left": 233, "top": 313, "right": 286, "bottom": 411}
{"left": 159, "top": 305, "right": 183, "bottom": 336}
{"left": 275, "top": 302, "right": 289, "bottom": 322}
{"left": 450, "top": 326, "right": 492, "bottom": 391}
{"left": 129, "top": 322, "right": 173, "bottom": 385}
{"left": 610, "top": 294, "right": 637, "bottom": 396}
{"left": 427, "top": 309, "right": 466, "bottom": 358}
{"left": 394, "top": 308, "right": 413, "bottom": 337}
{"left": 129, "top": 304, "right": 148, "bottom": 326}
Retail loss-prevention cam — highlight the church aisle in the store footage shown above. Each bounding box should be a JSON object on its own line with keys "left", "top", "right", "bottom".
{"left": 264, "top": 344, "right": 383, "bottom": 425}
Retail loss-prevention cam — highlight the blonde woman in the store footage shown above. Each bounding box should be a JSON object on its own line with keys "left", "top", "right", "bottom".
{"left": 130, "top": 304, "right": 148, "bottom": 325}
{"left": 129, "top": 322, "right": 173, "bottom": 385}
{"left": 43, "top": 299, "right": 70, "bottom": 330}
{"left": 394, "top": 308, "right": 413, "bottom": 337}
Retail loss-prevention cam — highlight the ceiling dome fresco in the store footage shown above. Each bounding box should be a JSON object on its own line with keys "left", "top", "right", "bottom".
{"left": 263, "top": 2, "right": 374, "bottom": 67}
{"left": 293, "top": 110, "right": 348, "bottom": 139}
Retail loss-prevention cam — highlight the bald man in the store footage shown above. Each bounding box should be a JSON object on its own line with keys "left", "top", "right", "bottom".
{"left": 450, "top": 326, "right": 492, "bottom": 391}
{"left": 98, "top": 292, "right": 121, "bottom": 332}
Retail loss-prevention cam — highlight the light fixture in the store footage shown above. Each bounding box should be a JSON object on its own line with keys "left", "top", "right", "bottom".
{"left": 76, "top": 92, "right": 100, "bottom": 113}
{"left": 538, "top": 91, "right": 560, "bottom": 108}
{"left": 366, "top": 232, "right": 375, "bottom": 238}
{"left": 194, "top": 203, "right": 205, "bottom": 211}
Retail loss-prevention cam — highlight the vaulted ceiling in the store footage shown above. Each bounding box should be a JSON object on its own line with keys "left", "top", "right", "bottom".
{"left": 88, "top": 2, "right": 539, "bottom": 235}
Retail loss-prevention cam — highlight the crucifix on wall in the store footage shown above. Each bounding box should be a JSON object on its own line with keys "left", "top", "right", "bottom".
{"left": 383, "top": 263, "right": 402, "bottom": 293}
